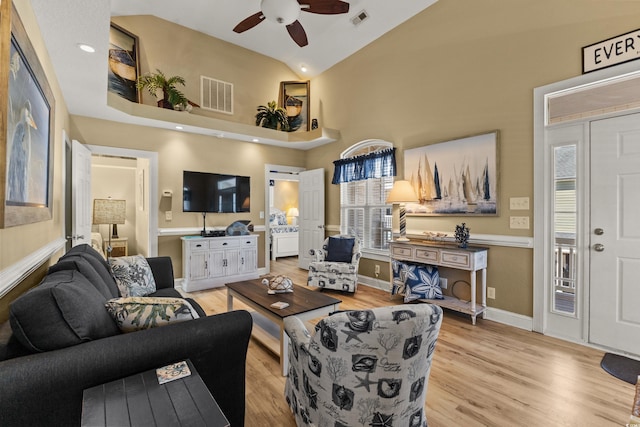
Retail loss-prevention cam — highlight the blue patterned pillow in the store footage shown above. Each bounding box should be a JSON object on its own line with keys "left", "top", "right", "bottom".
{"left": 402, "top": 263, "right": 443, "bottom": 302}
{"left": 391, "top": 259, "right": 410, "bottom": 295}
{"left": 109, "top": 255, "right": 157, "bottom": 297}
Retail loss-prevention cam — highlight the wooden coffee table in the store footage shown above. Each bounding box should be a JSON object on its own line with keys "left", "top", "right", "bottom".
{"left": 226, "top": 279, "right": 341, "bottom": 376}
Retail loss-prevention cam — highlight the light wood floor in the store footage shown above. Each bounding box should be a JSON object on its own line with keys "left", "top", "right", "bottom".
{"left": 182, "top": 257, "right": 635, "bottom": 426}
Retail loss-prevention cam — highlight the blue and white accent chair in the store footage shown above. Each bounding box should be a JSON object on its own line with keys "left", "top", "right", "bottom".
{"left": 284, "top": 304, "right": 443, "bottom": 427}
{"left": 307, "top": 235, "right": 361, "bottom": 293}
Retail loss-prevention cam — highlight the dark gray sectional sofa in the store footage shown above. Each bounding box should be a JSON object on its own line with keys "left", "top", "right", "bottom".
{"left": 0, "top": 244, "right": 252, "bottom": 426}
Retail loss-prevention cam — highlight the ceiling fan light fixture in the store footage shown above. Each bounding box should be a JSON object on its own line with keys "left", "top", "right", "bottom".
{"left": 261, "top": 0, "right": 300, "bottom": 25}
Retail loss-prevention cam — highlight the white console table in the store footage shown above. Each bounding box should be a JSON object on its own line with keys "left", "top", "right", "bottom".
{"left": 389, "top": 240, "right": 488, "bottom": 325}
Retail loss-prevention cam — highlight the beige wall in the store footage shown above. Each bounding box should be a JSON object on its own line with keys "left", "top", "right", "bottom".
{"left": 71, "top": 115, "right": 306, "bottom": 274}
{"left": 4, "top": 0, "right": 640, "bottom": 321}
{"left": 91, "top": 156, "right": 139, "bottom": 254}
{"left": 273, "top": 180, "right": 299, "bottom": 223}
{"left": 112, "top": 15, "right": 302, "bottom": 123}
{"left": 306, "top": 0, "right": 640, "bottom": 316}
{"left": 0, "top": 0, "right": 71, "bottom": 320}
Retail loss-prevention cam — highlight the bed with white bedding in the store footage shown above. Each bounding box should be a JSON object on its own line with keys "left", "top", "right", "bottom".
{"left": 271, "top": 225, "right": 299, "bottom": 260}
{"left": 269, "top": 209, "right": 299, "bottom": 260}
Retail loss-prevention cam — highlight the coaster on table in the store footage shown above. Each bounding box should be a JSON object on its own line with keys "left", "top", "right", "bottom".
{"left": 270, "top": 301, "right": 289, "bottom": 309}
{"left": 156, "top": 360, "right": 191, "bottom": 384}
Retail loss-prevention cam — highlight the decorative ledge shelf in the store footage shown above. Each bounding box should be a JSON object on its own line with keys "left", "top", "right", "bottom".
{"left": 107, "top": 93, "right": 339, "bottom": 150}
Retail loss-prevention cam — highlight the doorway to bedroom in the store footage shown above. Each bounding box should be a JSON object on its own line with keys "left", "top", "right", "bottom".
{"left": 264, "top": 165, "right": 303, "bottom": 273}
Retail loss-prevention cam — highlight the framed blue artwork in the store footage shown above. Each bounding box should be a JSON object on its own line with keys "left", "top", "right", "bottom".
{"left": 1, "top": 2, "right": 55, "bottom": 228}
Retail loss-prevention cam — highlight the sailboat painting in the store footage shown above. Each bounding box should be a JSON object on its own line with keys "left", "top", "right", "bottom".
{"left": 108, "top": 23, "right": 140, "bottom": 103}
{"left": 404, "top": 131, "right": 499, "bottom": 216}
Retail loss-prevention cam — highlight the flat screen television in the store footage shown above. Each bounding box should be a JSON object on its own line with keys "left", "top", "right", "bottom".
{"left": 183, "top": 171, "right": 250, "bottom": 213}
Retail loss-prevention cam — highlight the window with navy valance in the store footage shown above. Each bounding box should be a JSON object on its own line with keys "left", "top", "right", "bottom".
{"left": 331, "top": 147, "right": 397, "bottom": 184}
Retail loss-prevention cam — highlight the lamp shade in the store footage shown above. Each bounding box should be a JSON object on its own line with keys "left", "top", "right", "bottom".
{"left": 287, "top": 207, "right": 299, "bottom": 217}
{"left": 92, "top": 199, "right": 126, "bottom": 225}
{"left": 386, "top": 180, "right": 418, "bottom": 204}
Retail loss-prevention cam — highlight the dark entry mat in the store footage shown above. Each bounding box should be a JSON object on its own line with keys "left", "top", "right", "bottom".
{"left": 601, "top": 352, "right": 640, "bottom": 384}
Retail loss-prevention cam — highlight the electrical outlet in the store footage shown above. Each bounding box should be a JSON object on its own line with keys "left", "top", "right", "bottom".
{"left": 259, "top": 211, "right": 264, "bottom": 219}
{"left": 374, "top": 265, "right": 380, "bottom": 275}
{"left": 509, "top": 216, "right": 530, "bottom": 229}
{"left": 488, "top": 287, "right": 496, "bottom": 299}
{"left": 165, "top": 211, "right": 172, "bottom": 221}
{"left": 509, "top": 197, "right": 530, "bottom": 210}
{"left": 439, "top": 277, "right": 448, "bottom": 289}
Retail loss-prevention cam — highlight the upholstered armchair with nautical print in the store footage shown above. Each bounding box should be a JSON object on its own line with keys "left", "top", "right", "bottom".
{"left": 307, "top": 235, "right": 361, "bottom": 293}
{"left": 284, "top": 303, "right": 443, "bottom": 427}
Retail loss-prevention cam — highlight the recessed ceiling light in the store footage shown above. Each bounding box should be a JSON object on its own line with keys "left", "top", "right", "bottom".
{"left": 77, "top": 43, "right": 95, "bottom": 53}
{"left": 252, "top": 138, "right": 259, "bottom": 142}
{"left": 175, "top": 126, "right": 183, "bottom": 130}
{"left": 300, "top": 65, "right": 308, "bottom": 73}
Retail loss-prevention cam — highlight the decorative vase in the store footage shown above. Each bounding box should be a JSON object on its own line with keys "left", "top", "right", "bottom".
{"left": 455, "top": 223, "right": 470, "bottom": 248}
{"left": 157, "top": 97, "right": 172, "bottom": 109}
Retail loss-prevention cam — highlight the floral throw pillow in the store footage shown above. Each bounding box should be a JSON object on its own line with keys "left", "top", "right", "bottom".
{"left": 109, "top": 255, "right": 157, "bottom": 297}
{"left": 404, "top": 264, "right": 443, "bottom": 302}
{"left": 105, "top": 297, "right": 200, "bottom": 333}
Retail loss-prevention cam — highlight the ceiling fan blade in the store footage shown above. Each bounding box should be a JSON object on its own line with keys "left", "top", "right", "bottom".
{"left": 233, "top": 12, "right": 265, "bottom": 33}
{"left": 286, "top": 20, "right": 308, "bottom": 47}
{"left": 300, "top": 0, "right": 350, "bottom": 14}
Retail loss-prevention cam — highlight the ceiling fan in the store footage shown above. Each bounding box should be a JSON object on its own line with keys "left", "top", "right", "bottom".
{"left": 233, "top": 0, "right": 350, "bottom": 47}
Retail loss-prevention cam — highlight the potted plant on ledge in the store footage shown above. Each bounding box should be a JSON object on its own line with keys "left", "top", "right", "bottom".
{"left": 137, "top": 69, "right": 190, "bottom": 111}
{"left": 255, "top": 101, "right": 290, "bottom": 131}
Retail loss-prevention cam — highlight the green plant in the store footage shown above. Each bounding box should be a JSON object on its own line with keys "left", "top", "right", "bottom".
{"left": 255, "top": 101, "right": 290, "bottom": 131}
{"left": 136, "top": 69, "right": 188, "bottom": 110}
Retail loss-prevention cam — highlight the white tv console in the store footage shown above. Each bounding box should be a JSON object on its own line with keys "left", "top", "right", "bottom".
{"left": 181, "top": 234, "right": 258, "bottom": 292}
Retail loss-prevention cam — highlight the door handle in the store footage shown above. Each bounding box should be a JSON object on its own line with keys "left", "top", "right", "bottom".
{"left": 594, "top": 228, "right": 604, "bottom": 235}
{"left": 593, "top": 243, "right": 605, "bottom": 252}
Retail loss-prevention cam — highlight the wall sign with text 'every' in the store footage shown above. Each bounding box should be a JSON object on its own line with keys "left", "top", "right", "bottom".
{"left": 583, "top": 28, "right": 640, "bottom": 73}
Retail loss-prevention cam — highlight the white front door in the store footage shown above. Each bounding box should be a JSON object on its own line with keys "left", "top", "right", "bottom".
{"left": 589, "top": 113, "right": 640, "bottom": 355}
{"left": 71, "top": 140, "right": 92, "bottom": 247}
{"left": 298, "top": 168, "right": 325, "bottom": 270}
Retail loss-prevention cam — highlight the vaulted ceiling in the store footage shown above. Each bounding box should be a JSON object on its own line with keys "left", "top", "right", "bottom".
{"left": 30, "top": 0, "right": 438, "bottom": 128}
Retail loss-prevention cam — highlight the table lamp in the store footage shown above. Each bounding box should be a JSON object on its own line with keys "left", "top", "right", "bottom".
{"left": 287, "top": 207, "right": 299, "bottom": 225}
{"left": 386, "top": 180, "right": 418, "bottom": 242}
{"left": 93, "top": 198, "right": 126, "bottom": 258}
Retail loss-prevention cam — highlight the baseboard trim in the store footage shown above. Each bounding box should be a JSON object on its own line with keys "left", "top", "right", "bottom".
{"left": 484, "top": 307, "right": 533, "bottom": 331}
{"left": 358, "top": 275, "right": 391, "bottom": 292}
{"left": 0, "top": 237, "right": 66, "bottom": 298}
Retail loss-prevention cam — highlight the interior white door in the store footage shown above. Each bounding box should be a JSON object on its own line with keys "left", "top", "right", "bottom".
{"left": 298, "top": 168, "right": 325, "bottom": 269}
{"left": 589, "top": 113, "right": 640, "bottom": 355}
{"left": 71, "top": 140, "right": 92, "bottom": 247}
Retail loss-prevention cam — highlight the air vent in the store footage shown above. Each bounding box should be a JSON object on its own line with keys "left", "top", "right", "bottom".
{"left": 351, "top": 10, "right": 369, "bottom": 26}
{"left": 200, "top": 76, "right": 233, "bottom": 115}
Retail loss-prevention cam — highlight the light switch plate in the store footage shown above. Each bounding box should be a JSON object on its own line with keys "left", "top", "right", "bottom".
{"left": 509, "top": 197, "right": 530, "bottom": 210}
{"left": 165, "top": 211, "right": 172, "bottom": 221}
{"left": 510, "top": 216, "right": 529, "bottom": 229}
